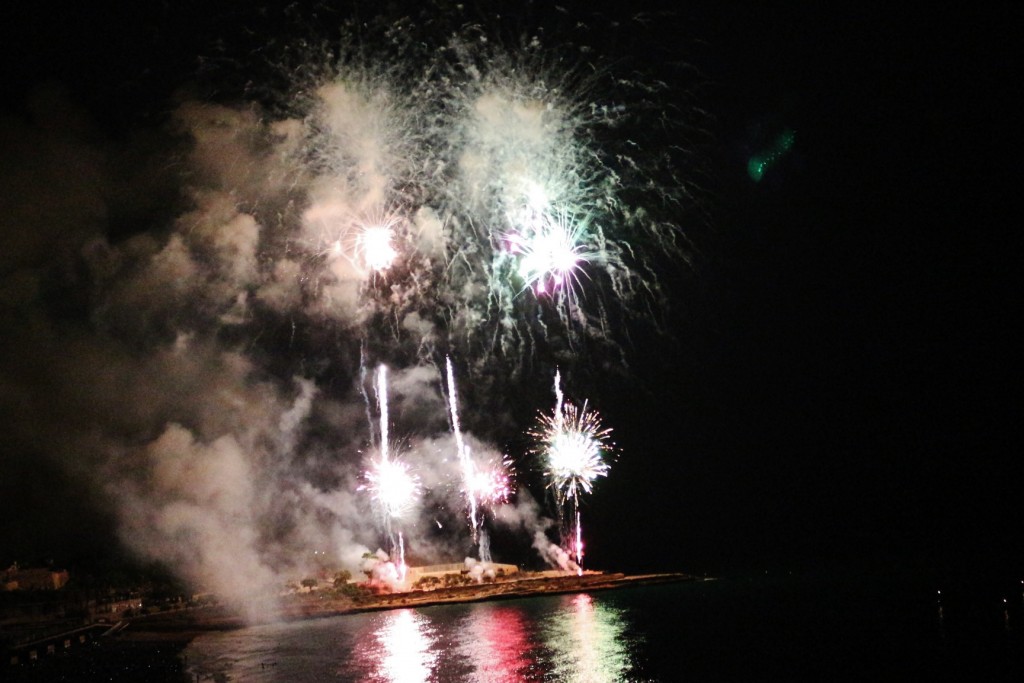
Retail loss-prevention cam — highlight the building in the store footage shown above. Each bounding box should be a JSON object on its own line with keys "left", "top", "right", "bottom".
{"left": 405, "top": 562, "right": 519, "bottom": 584}
{"left": 1, "top": 566, "right": 70, "bottom": 591}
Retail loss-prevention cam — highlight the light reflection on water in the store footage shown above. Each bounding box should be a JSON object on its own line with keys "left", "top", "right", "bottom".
{"left": 181, "top": 577, "right": 1024, "bottom": 681}
{"left": 457, "top": 603, "right": 538, "bottom": 681}
{"left": 355, "top": 609, "right": 438, "bottom": 683}
{"left": 540, "top": 593, "right": 637, "bottom": 683}
{"left": 183, "top": 591, "right": 642, "bottom": 682}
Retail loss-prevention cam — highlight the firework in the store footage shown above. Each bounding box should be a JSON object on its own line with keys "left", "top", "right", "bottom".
{"left": 537, "top": 401, "right": 612, "bottom": 502}
{"left": 446, "top": 356, "right": 517, "bottom": 563}
{"left": 467, "top": 456, "right": 513, "bottom": 507}
{"left": 306, "top": 204, "right": 404, "bottom": 277}
{"left": 363, "top": 456, "right": 419, "bottom": 521}
{"left": 531, "top": 372, "right": 614, "bottom": 568}
{"left": 505, "top": 206, "right": 594, "bottom": 298}
{"left": 359, "top": 364, "right": 420, "bottom": 575}
{"left": 263, "top": 8, "right": 700, "bottom": 375}
{"left": 354, "top": 214, "right": 400, "bottom": 272}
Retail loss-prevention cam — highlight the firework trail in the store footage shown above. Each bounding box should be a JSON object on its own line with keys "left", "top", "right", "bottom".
{"left": 377, "top": 365, "right": 390, "bottom": 463}
{"left": 397, "top": 532, "right": 406, "bottom": 582}
{"left": 575, "top": 512, "right": 583, "bottom": 567}
{"left": 360, "top": 344, "right": 375, "bottom": 449}
{"left": 446, "top": 357, "right": 515, "bottom": 561}
{"left": 479, "top": 528, "right": 492, "bottom": 565}
{"left": 446, "top": 356, "right": 479, "bottom": 539}
{"left": 554, "top": 369, "right": 565, "bottom": 428}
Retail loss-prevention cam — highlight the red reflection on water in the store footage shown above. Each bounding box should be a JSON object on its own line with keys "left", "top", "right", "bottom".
{"left": 463, "top": 604, "right": 540, "bottom": 681}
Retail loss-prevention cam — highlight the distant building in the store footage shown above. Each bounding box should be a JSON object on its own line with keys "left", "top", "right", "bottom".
{"left": 1, "top": 565, "right": 70, "bottom": 591}
{"left": 405, "top": 563, "right": 519, "bottom": 583}
{"left": 95, "top": 596, "right": 143, "bottom": 616}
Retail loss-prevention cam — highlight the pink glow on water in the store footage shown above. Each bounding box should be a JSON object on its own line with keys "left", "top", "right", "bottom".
{"left": 461, "top": 605, "right": 538, "bottom": 681}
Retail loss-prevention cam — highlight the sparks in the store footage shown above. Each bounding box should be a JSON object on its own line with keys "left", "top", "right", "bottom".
{"left": 507, "top": 206, "right": 593, "bottom": 298}
{"left": 467, "top": 456, "right": 513, "bottom": 507}
{"left": 531, "top": 372, "right": 614, "bottom": 569}
{"left": 285, "top": 12, "right": 697, "bottom": 374}
{"left": 363, "top": 456, "right": 419, "bottom": 521}
{"left": 536, "top": 401, "right": 612, "bottom": 501}
{"left": 357, "top": 222, "right": 398, "bottom": 272}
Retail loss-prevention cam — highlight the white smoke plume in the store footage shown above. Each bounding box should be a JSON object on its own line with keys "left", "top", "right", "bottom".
{"left": 492, "top": 490, "right": 578, "bottom": 572}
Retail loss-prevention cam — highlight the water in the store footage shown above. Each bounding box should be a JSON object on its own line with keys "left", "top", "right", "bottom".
{"left": 183, "top": 574, "right": 1024, "bottom": 681}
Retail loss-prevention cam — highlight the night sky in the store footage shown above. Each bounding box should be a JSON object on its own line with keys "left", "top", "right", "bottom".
{"left": 1, "top": 1, "right": 1019, "bottom": 585}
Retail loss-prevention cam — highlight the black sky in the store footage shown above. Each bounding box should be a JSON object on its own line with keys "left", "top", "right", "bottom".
{"left": 590, "top": 3, "right": 1022, "bottom": 576}
{"left": 1, "top": 2, "right": 1020, "bottom": 578}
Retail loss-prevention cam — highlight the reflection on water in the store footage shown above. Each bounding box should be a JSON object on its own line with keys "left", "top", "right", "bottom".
{"left": 183, "top": 591, "right": 645, "bottom": 682}
{"left": 356, "top": 609, "right": 437, "bottom": 683}
{"left": 176, "top": 577, "right": 1024, "bottom": 682}
{"left": 540, "top": 593, "right": 638, "bottom": 682}
{"left": 458, "top": 603, "right": 538, "bottom": 682}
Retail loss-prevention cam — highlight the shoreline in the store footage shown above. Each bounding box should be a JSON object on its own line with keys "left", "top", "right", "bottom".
{"left": 319, "top": 571, "right": 698, "bottom": 616}
{"left": 119, "top": 571, "right": 699, "bottom": 643}
{"left": 5, "top": 572, "right": 699, "bottom": 680}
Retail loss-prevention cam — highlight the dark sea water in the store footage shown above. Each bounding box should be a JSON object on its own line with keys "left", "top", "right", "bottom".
{"left": 182, "top": 572, "right": 1024, "bottom": 682}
